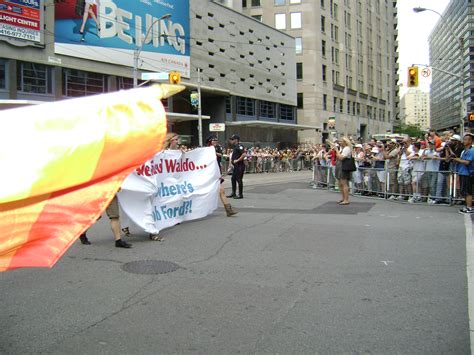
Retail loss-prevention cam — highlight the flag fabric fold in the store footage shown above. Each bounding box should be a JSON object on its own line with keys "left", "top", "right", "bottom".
{"left": 0, "top": 85, "right": 182, "bottom": 271}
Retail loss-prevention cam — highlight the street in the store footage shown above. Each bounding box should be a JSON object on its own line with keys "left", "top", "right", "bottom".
{"left": 0, "top": 171, "right": 469, "bottom": 354}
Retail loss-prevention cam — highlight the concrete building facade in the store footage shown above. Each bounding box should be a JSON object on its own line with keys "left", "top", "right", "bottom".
{"left": 428, "top": 0, "right": 473, "bottom": 132}
{"left": 400, "top": 89, "right": 430, "bottom": 130}
{"left": 239, "top": 0, "right": 399, "bottom": 142}
{"left": 0, "top": 0, "right": 308, "bottom": 147}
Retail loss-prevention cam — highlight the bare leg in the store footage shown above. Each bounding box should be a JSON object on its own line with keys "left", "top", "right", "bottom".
{"left": 80, "top": 4, "right": 91, "bottom": 33}
{"left": 110, "top": 218, "right": 122, "bottom": 241}
{"left": 219, "top": 184, "right": 229, "bottom": 205}
{"left": 342, "top": 179, "right": 350, "bottom": 202}
{"left": 88, "top": 8, "right": 100, "bottom": 31}
{"left": 467, "top": 194, "right": 473, "bottom": 208}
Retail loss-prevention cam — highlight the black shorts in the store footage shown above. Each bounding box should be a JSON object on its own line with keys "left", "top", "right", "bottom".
{"left": 460, "top": 175, "right": 474, "bottom": 197}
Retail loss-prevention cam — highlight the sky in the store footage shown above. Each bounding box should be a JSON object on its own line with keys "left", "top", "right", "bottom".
{"left": 397, "top": 0, "right": 450, "bottom": 94}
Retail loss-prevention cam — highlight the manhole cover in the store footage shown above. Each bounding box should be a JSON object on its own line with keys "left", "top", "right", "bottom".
{"left": 121, "top": 260, "right": 180, "bottom": 275}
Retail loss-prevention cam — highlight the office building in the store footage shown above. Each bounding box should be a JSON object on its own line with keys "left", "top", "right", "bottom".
{"left": 428, "top": 0, "right": 473, "bottom": 132}
{"left": 0, "top": 0, "right": 308, "bottom": 147}
{"left": 400, "top": 89, "right": 430, "bottom": 130}
{"left": 240, "top": 0, "right": 399, "bottom": 142}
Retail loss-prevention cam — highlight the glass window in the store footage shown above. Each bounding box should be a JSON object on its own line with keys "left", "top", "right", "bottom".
{"left": 339, "top": 98, "right": 343, "bottom": 113}
{"left": 290, "top": 12, "right": 302, "bottom": 29}
{"left": 321, "top": 15, "right": 325, "bottom": 32}
{"left": 280, "top": 104, "right": 295, "bottom": 120}
{"left": 275, "top": 13, "right": 286, "bottom": 29}
{"left": 237, "top": 96, "right": 255, "bottom": 116}
{"left": 297, "top": 93, "right": 303, "bottom": 109}
{"left": 323, "top": 94, "right": 328, "bottom": 111}
{"left": 322, "top": 64, "right": 327, "bottom": 81}
{"left": 251, "top": 0, "right": 261, "bottom": 6}
{"left": 0, "top": 60, "right": 6, "bottom": 89}
{"left": 295, "top": 37, "right": 303, "bottom": 54}
{"left": 321, "top": 40, "right": 326, "bottom": 57}
{"left": 17, "top": 62, "right": 53, "bottom": 94}
{"left": 321, "top": 0, "right": 324, "bottom": 7}
{"left": 296, "top": 63, "right": 303, "bottom": 80}
{"left": 275, "top": 0, "right": 285, "bottom": 4}
{"left": 242, "top": 0, "right": 247, "bottom": 7}
{"left": 226, "top": 97, "right": 232, "bottom": 114}
{"left": 252, "top": 15, "right": 262, "bottom": 21}
{"left": 260, "top": 101, "right": 276, "bottom": 118}
{"left": 63, "top": 69, "right": 107, "bottom": 97}
{"left": 117, "top": 77, "right": 134, "bottom": 90}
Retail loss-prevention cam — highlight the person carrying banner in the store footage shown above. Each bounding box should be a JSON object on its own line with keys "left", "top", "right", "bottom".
{"left": 207, "top": 135, "right": 237, "bottom": 217}
{"left": 227, "top": 134, "right": 246, "bottom": 199}
{"left": 79, "top": 193, "right": 132, "bottom": 248}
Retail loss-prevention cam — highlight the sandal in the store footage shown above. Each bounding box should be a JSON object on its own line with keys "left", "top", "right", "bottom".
{"left": 122, "top": 227, "right": 131, "bottom": 237}
{"left": 338, "top": 201, "right": 350, "bottom": 205}
{"left": 149, "top": 233, "right": 163, "bottom": 241}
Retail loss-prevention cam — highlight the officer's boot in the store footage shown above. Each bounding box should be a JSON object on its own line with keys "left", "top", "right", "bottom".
{"left": 224, "top": 204, "right": 238, "bottom": 217}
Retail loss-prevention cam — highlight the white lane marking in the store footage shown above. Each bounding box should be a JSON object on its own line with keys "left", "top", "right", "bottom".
{"left": 381, "top": 261, "right": 394, "bottom": 266}
{"left": 464, "top": 214, "right": 474, "bottom": 355}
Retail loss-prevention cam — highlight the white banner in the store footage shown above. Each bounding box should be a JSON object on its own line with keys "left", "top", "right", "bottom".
{"left": 118, "top": 147, "right": 220, "bottom": 234}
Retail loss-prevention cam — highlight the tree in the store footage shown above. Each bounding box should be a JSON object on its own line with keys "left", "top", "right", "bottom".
{"left": 395, "top": 123, "right": 425, "bottom": 139}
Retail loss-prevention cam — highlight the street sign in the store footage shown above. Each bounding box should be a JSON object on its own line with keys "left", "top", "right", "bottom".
{"left": 421, "top": 68, "right": 431, "bottom": 78}
{"left": 141, "top": 72, "right": 169, "bottom": 81}
{"left": 209, "top": 123, "right": 226, "bottom": 132}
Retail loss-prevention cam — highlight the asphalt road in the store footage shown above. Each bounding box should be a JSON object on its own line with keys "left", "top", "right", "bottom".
{"left": 0, "top": 171, "right": 469, "bottom": 354}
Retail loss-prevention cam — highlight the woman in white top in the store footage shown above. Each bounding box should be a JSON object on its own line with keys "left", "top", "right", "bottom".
{"left": 330, "top": 137, "right": 353, "bottom": 205}
{"left": 80, "top": 0, "right": 100, "bottom": 41}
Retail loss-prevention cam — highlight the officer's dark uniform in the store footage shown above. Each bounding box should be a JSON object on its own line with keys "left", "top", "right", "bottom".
{"left": 230, "top": 137, "right": 245, "bottom": 198}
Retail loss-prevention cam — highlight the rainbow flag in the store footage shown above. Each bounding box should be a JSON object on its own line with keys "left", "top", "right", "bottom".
{"left": 0, "top": 85, "right": 183, "bottom": 271}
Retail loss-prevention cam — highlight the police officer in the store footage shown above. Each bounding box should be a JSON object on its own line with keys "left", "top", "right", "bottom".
{"left": 206, "top": 135, "right": 238, "bottom": 216}
{"left": 227, "top": 134, "right": 246, "bottom": 199}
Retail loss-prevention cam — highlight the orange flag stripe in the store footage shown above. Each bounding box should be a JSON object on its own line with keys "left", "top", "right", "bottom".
{"left": 0, "top": 85, "right": 180, "bottom": 271}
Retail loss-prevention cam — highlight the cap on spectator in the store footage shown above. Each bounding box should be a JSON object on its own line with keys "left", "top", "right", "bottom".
{"left": 451, "top": 134, "right": 461, "bottom": 141}
{"left": 230, "top": 134, "right": 240, "bottom": 140}
{"left": 464, "top": 132, "right": 474, "bottom": 138}
{"left": 355, "top": 144, "right": 363, "bottom": 148}
{"left": 371, "top": 147, "right": 379, "bottom": 153}
{"left": 390, "top": 139, "right": 397, "bottom": 143}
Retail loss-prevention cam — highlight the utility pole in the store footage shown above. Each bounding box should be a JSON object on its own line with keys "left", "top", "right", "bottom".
{"left": 133, "top": 14, "right": 172, "bottom": 88}
{"left": 197, "top": 68, "right": 203, "bottom": 147}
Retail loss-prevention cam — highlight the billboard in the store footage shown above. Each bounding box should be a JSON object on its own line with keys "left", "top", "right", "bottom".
{"left": 54, "top": 0, "right": 190, "bottom": 77}
{"left": 0, "top": 0, "right": 44, "bottom": 46}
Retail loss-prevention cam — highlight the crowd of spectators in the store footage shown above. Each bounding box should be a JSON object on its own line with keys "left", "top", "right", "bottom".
{"left": 212, "top": 128, "right": 469, "bottom": 205}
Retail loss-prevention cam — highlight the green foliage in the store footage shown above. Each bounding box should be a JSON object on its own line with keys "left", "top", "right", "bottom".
{"left": 395, "top": 123, "right": 425, "bottom": 139}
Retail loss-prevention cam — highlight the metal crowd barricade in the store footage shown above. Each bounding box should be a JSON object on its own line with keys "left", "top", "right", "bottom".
{"left": 313, "top": 164, "right": 463, "bottom": 205}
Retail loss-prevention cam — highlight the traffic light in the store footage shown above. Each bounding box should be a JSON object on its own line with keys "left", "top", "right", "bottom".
{"left": 407, "top": 66, "right": 418, "bottom": 87}
{"left": 169, "top": 71, "right": 181, "bottom": 84}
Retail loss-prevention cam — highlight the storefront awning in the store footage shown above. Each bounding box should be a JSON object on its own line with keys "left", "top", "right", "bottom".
{"left": 0, "top": 99, "right": 46, "bottom": 110}
{"left": 167, "top": 112, "right": 211, "bottom": 122}
{"left": 226, "top": 120, "right": 321, "bottom": 131}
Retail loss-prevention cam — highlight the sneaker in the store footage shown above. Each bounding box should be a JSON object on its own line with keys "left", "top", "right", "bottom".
{"left": 115, "top": 239, "right": 132, "bottom": 248}
{"left": 459, "top": 207, "right": 474, "bottom": 214}
{"left": 388, "top": 195, "right": 397, "bottom": 201}
{"left": 408, "top": 197, "right": 415, "bottom": 203}
{"left": 428, "top": 199, "right": 437, "bottom": 205}
{"left": 234, "top": 195, "right": 243, "bottom": 199}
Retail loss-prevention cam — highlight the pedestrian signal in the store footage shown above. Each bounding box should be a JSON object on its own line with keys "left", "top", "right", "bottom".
{"left": 169, "top": 72, "right": 181, "bottom": 84}
{"left": 407, "top": 66, "right": 418, "bottom": 87}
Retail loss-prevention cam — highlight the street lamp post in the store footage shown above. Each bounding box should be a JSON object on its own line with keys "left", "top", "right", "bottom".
{"left": 133, "top": 14, "right": 172, "bottom": 88}
{"left": 413, "top": 7, "right": 465, "bottom": 135}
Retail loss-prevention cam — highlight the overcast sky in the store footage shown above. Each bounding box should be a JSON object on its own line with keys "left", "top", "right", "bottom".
{"left": 397, "top": 0, "right": 450, "bottom": 95}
